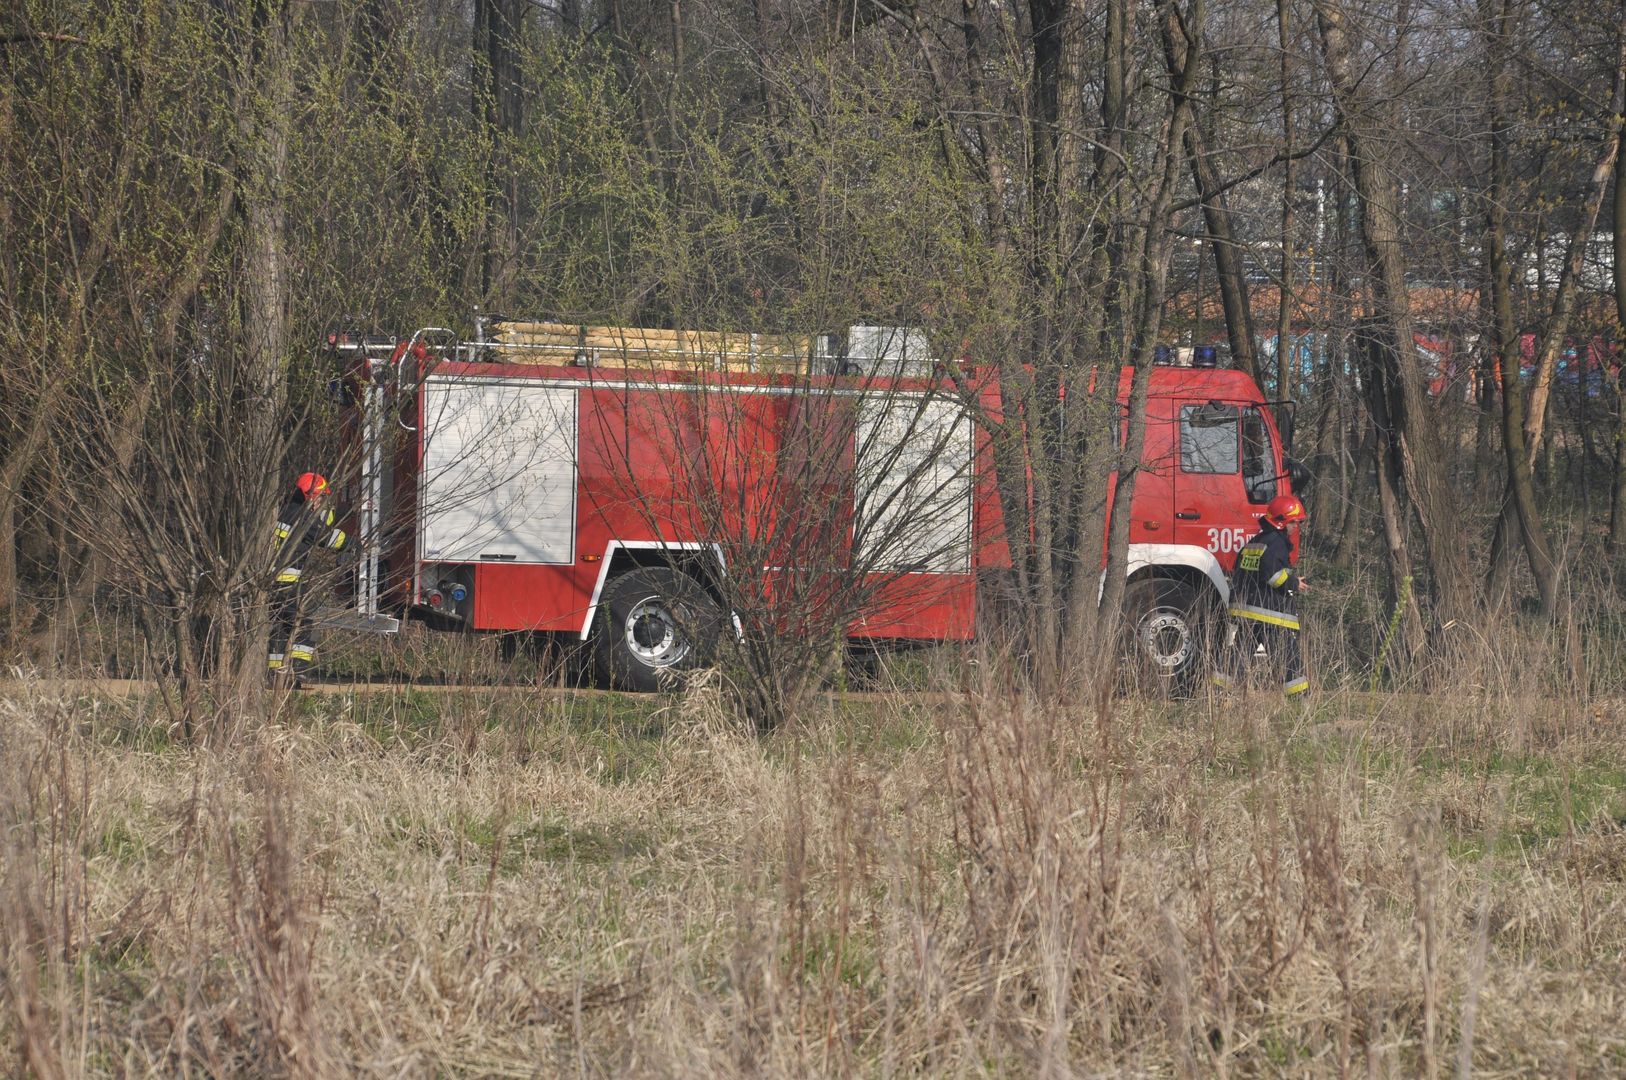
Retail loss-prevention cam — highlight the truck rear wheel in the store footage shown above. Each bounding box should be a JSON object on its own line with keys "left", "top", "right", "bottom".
{"left": 1123, "top": 578, "right": 1211, "bottom": 698}
{"left": 595, "top": 567, "right": 722, "bottom": 692}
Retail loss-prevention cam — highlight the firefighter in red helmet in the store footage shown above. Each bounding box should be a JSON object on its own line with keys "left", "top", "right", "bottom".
{"left": 1214, "top": 493, "right": 1311, "bottom": 697}
{"left": 269, "top": 472, "right": 348, "bottom": 686}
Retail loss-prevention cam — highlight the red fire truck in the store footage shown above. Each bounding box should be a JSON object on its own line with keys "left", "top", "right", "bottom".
{"left": 333, "top": 322, "right": 1298, "bottom": 692}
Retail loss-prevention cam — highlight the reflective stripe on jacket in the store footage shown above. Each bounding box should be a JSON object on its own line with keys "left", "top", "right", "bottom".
{"left": 1227, "top": 603, "right": 1301, "bottom": 630}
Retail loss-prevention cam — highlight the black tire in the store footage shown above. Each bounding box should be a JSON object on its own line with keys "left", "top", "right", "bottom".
{"left": 594, "top": 567, "right": 723, "bottom": 692}
{"left": 1122, "top": 577, "right": 1212, "bottom": 698}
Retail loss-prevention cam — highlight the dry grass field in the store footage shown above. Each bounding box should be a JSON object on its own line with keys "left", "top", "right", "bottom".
{"left": 1, "top": 653, "right": 1623, "bottom": 1078}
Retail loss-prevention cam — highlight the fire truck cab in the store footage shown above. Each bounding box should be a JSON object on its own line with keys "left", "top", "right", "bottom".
{"left": 332, "top": 322, "right": 1296, "bottom": 693}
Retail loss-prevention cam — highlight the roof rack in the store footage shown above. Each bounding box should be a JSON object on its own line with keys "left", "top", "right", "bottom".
{"left": 489, "top": 321, "right": 817, "bottom": 374}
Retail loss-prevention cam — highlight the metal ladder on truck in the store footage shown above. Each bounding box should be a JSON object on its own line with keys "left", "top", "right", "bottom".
{"left": 319, "top": 328, "right": 454, "bottom": 635}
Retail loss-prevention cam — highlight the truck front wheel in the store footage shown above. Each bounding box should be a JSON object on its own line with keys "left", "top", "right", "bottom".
{"left": 595, "top": 567, "right": 722, "bottom": 692}
{"left": 1122, "top": 578, "right": 1211, "bottom": 698}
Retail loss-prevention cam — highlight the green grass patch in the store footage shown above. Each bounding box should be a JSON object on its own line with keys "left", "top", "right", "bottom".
{"left": 788, "top": 697, "right": 939, "bottom": 758}
{"left": 384, "top": 807, "right": 659, "bottom": 877}
{"left": 1257, "top": 1029, "right": 1317, "bottom": 1069}
{"left": 315, "top": 688, "right": 448, "bottom": 746}
{"left": 792, "top": 928, "right": 877, "bottom": 991}
{"left": 77, "top": 697, "right": 181, "bottom": 753}
{"left": 92, "top": 813, "right": 154, "bottom": 865}
{"left": 1433, "top": 758, "right": 1626, "bottom": 859}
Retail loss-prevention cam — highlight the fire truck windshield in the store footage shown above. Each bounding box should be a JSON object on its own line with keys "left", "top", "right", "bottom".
{"left": 1180, "top": 403, "right": 1240, "bottom": 473}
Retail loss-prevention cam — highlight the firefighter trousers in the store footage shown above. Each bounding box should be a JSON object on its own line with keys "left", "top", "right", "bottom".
{"left": 268, "top": 587, "right": 316, "bottom": 680}
{"left": 1214, "top": 618, "right": 1307, "bottom": 696}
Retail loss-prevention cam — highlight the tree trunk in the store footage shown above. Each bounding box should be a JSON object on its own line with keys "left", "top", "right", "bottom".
{"left": 1611, "top": 369, "right": 1626, "bottom": 559}
{"left": 1360, "top": 321, "right": 1425, "bottom": 649}
{"left": 1096, "top": 0, "right": 1201, "bottom": 657}
{"left": 1087, "top": 0, "right": 1131, "bottom": 367}
{"left": 1471, "top": 331, "right": 1500, "bottom": 498}
{"left": 1328, "top": 135, "right": 1362, "bottom": 569}
{"left": 1275, "top": 0, "right": 1296, "bottom": 400}
{"left": 1330, "top": 387, "right": 1364, "bottom": 568}
{"left": 1611, "top": 67, "right": 1626, "bottom": 555}
{"left": 1313, "top": 0, "right": 1474, "bottom": 627}
{"left": 240, "top": 1, "right": 292, "bottom": 429}
{"left": 1162, "top": 17, "right": 1259, "bottom": 382}
{"left": 1482, "top": 0, "right": 1563, "bottom": 618}
{"left": 0, "top": 495, "right": 13, "bottom": 632}
{"left": 1520, "top": 30, "right": 1626, "bottom": 470}
{"left": 1372, "top": 416, "right": 1425, "bottom": 659}
{"left": 1058, "top": 0, "right": 1133, "bottom": 674}
{"left": 479, "top": 0, "right": 525, "bottom": 305}
{"left": 220, "top": 0, "right": 296, "bottom": 716}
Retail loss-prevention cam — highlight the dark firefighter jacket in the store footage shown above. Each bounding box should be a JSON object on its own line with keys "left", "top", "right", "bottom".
{"left": 273, "top": 498, "right": 347, "bottom": 587}
{"left": 1227, "top": 520, "right": 1300, "bottom": 630}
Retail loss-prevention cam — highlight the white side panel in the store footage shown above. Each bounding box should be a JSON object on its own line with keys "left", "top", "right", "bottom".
{"left": 854, "top": 394, "right": 974, "bottom": 573}
{"left": 419, "top": 377, "right": 578, "bottom": 564}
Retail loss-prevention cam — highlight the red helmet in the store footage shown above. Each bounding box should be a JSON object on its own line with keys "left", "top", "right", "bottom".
{"left": 296, "top": 472, "right": 330, "bottom": 500}
{"left": 1266, "top": 493, "right": 1307, "bottom": 526}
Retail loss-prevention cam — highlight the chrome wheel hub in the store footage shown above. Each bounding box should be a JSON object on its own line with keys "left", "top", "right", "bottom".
{"left": 1139, "top": 610, "right": 1191, "bottom": 672}
{"left": 624, "top": 595, "right": 690, "bottom": 667}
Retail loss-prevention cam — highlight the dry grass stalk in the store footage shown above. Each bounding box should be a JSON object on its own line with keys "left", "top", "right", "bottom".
{"left": 0, "top": 654, "right": 1622, "bottom": 1076}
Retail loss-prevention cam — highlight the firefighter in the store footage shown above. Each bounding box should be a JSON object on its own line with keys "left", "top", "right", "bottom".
{"left": 269, "top": 472, "right": 347, "bottom": 685}
{"left": 1214, "top": 493, "right": 1311, "bottom": 697}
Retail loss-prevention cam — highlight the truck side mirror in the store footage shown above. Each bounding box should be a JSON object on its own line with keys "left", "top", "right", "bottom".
{"left": 1278, "top": 408, "right": 1296, "bottom": 451}
{"left": 1286, "top": 456, "right": 1312, "bottom": 493}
